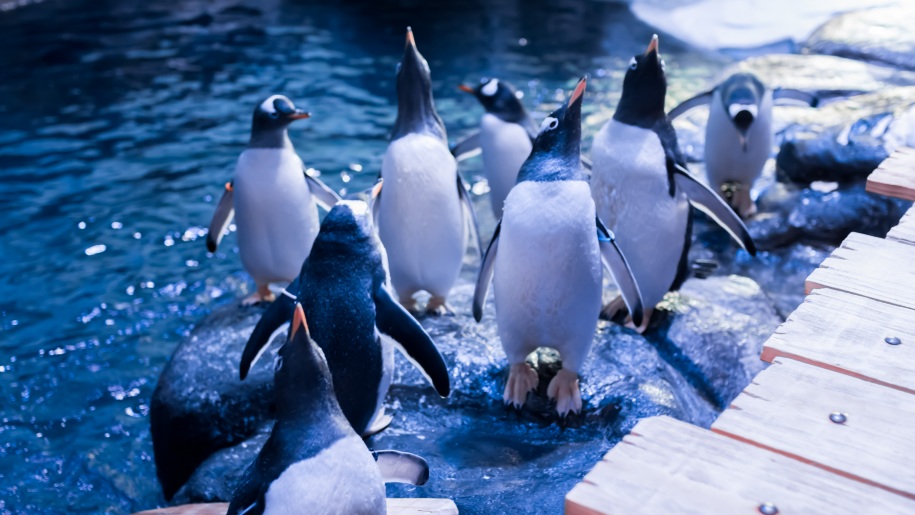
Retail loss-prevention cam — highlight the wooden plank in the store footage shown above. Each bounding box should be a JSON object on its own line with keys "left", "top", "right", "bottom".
{"left": 867, "top": 147, "right": 915, "bottom": 201}
{"left": 887, "top": 205, "right": 915, "bottom": 245}
{"left": 805, "top": 232, "right": 915, "bottom": 310}
{"left": 712, "top": 359, "right": 915, "bottom": 500}
{"left": 565, "top": 415, "right": 915, "bottom": 515}
{"left": 762, "top": 288, "right": 915, "bottom": 394}
{"left": 134, "top": 499, "right": 458, "bottom": 515}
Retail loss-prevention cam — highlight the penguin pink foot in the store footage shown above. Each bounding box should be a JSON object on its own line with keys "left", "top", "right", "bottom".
{"left": 242, "top": 285, "right": 275, "bottom": 306}
{"left": 624, "top": 307, "right": 653, "bottom": 334}
{"left": 503, "top": 362, "right": 538, "bottom": 409}
{"left": 547, "top": 368, "right": 581, "bottom": 417}
{"left": 425, "top": 296, "right": 454, "bottom": 316}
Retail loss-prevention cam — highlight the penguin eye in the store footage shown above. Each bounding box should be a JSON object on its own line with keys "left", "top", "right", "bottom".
{"left": 269, "top": 111, "right": 279, "bottom": 119}
{"left": 629, "top": 57, "right": 638, "bottom": 70}
{"left": 539, "top": 116, "right": 559, "bottom": 133}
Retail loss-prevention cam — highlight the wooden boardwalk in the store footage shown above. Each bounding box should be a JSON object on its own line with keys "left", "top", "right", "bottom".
{"left": 134, "top": 498, "right": 458, "bottom": 515}
{"left": 567, "top": 150, "right": 915, "bottom": 514}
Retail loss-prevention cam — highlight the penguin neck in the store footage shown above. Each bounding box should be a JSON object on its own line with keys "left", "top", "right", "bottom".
{"left": 612, "top": 104, "right": 665, "bottom": 130}
{"left": 248, "top": 127, "right": 294, "bottom": 150}
{"left": 274, "top": 364, "right": 338, "bottom": 427}
{"left": 392, "top": 96, "right": 446, "bottom": 142}
{"left": 517, "top": 153, "right": 583, "bottom": 183}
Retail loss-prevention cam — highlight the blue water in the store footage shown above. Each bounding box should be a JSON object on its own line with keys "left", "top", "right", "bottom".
{"left": 0, "top": 1, "right": 759, "bottom": 513}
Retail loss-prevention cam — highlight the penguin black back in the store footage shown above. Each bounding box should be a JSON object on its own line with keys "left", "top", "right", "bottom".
{"left": 517, "top": 77, "right": 587, "bottom": 184}
{"left": 392, "top": 27, "right": 446, "bottom": 142}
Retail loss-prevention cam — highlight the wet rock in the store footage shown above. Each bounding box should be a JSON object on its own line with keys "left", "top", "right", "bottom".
{"left": 162, "top": 275, "right": 777, "bottom": 511}
{"left": 776, "top": 87, "right": 915, "bottom": 185}
{"left": 672, "top": 54, "right": 915, "bottom": 162}
{"left": 150, "top": 303, "right": 278, "bottom": 500}
{"left": 805, "top": 5, "right": 915, "bottom": 71}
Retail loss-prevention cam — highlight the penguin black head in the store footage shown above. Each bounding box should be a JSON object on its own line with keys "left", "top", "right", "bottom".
{"left": 274, "top": 303, "right": 336, "bottom": 421}
{"left": 614, "top": 35, "right": 667, "bottom": 129}
{"left": 314, "top": 200, "right": 374, "bottom": 249}
{"left": 249, "top": 95, "right": 310, "bottom": 149}
{"left": 392, "top": 27, "right": 446, "bottom": 142}
{"left": 458, "top": 78, "right": 529, "bottom": 124}
{"left": 719, "top": 73, "right": 766, "bottom": 152}
{"left": 517, "top": 76, "right": 587, "bottom": 183}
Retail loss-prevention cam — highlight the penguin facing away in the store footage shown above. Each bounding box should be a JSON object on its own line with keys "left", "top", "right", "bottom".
{"left": 206, "top": 95, "right": 341, "bottom": 305}
{"left": 668, "top": 72, "right": 819, "bottom": 218}
{"left": 240, "top": 200, "right": 451, "bottom": 438}
{"left": 227, "top": 304, "right": 430, "bottom": 515}
{"left": 453, "top": 78, "right": 536, "bottom": 219}
{"left": 473, "top": 77, "right": 644, "bottom": 417}
{"left": 373, "top": 27, "right": 482, "bottom": 315}
{"left": 590, "top": 35, "right": 756, "bottom": 332}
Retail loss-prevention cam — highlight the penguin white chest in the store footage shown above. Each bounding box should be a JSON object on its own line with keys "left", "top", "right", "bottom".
{"left": 705, "top": 90, "right": 773, "bottom": 187}
{"left": 493, "top": 180, "right": 602, "bottom": 372}
{"left": 480, "top": 114, "right": 532, "bottom": 218}
{"left": 264, "top": 435, "right": 386, "bottom": 515}
{"left": 378, "top": 133, "right": 465, "bottom": 298}
{"left": 233, "top": 148, "right": 319, "bottom": 285}
{"left": 590, "top": 120, "right": 690, "bottom": 307}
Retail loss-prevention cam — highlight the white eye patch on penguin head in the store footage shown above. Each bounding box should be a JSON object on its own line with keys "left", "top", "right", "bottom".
{"left": 481, "top": 78, "right": 499, "bottom": 97}
{"left": 729, "top": 103, "right": 758, "bottom": 132}
{"left": 539, "top": 116, "right": 559, "bottom": 134}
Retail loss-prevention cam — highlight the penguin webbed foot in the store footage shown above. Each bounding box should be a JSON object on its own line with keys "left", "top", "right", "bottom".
{"left": 424, "top": 296, "right": 454, "bottom": 317}
{"left": 602, "top": 296, "right": 653, "bottom": 334}
{"left": 241, "top": 285, "right": 276, "bottom": 306}
{"left": 503, "top": 362, "right": 538, "bottom": 409}
{"left": 547, "top": 368, "right": 581, "bottom": 417}
{"left": 624, "top": 307, "right": 653, "bottom": 334}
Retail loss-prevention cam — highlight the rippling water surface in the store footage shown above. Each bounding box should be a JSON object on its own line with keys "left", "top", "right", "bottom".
{"left": 0, "top": 1, "right": 738, "bottom": 512}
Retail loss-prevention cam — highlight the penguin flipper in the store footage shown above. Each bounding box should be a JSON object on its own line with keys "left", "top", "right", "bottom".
{"left": 372, "top": 450, "right": 430, "bottom": 486}
{"left": 667, "top": 90, "right": 714, "bottom": 120}
{"left": 772, "top": 88, "right": 819, "bottom": 107}
{"left": 239, "top": 282, "right": 298, "bottom": 380}
{"left": 671, "top": 163, "right": 757, "bottom": 256}
{"left": 457, "top": 173, "right": 483, "bottom": 263}
{"left": 451, "top": 131, "right": 482, "bottom": 161}
{"left": 303, "top": 168, "right": 342, "bottom": 210}
{"left": 580, "top": 155, "right": 593, "bottom": 171}
{"left": 472, "top": 221, "right": 500, "bottom": 323}
{"left": 596, "top": 217, "right": 644, "bottom": 327}
{"left": 374, "top": 284, "right": 451, "bottom": 397}
{"left": 206, "top": 182, "right": 235, "bottom": 252}
{"left": 226, "top": 472, "right": 266, "bottom": 515}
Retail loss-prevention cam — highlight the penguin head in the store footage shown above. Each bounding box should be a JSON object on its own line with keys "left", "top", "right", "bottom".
{"left": 719, "top": 73, "right": 766, "bottom": 152}
{"left": 318, "top": 200, "right": 374, "bottom": 245}
{"left": 517, "top": 76, "right": 587, "bottom": 182}
{"left": 614, "top": 35, "right": 667, "bottom": 128}
{"left": 274, "top": 304, "right": 336, "bottom": 416}
{"left": 392, "top": 27, "right": 446, "bottom": 141}
{"left": 250, "top": 95, "right": 311, "bottom": 148}
{"left": 458, "top": 78, "right": 528, "bottom": 123}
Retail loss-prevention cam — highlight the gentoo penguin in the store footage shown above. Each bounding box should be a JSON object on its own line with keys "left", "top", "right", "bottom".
{"left": 473, "top": 77, "right": 643, "bottom": 416}
{"left": 240, "top": 200, "right": 450, "bottom": 437}
{"left": 206, "top": 95, "right": 340, "bottom": 305}
{"left": 373, "top": 27, "right": 481, "bottom": 315}
{"left": 453, "top": 78, "right": 536, "bottom": 218}
{"left": 668, "top": 72, "right": 819, "bottom": 218}
{"left": 227, "top": 303, "right": 431, "bottom": 515}
{"left": 590, "top": 35, "right": 756, "bottom": 331}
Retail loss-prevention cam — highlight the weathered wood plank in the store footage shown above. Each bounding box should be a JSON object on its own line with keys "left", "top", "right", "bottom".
{"left": 712, "top": 359, "right": 915, "bottom": 500}
{"left": 133, "top": 499, "right": 458, "bottom": 515}
{"left": 887, "top": 205, "right": 915, "bottom": 245}
{"left": 762, "top": 288, "right": 915, "bottom": 394}
{"left": 867, "top": 147, "right": 915, "bottom": 201}
{"left": 565, "top": 415, "right": 915, "bottom": 515}
{"left": 805, "top": 232, "right": 915, "bottom": 310}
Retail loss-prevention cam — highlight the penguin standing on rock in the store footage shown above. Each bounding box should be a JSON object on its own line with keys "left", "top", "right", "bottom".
{"left": 668, "top": 72, "right": 819, "bottom": 218}
{"left": 373, "top": 27, "right": 481, "bottom": 315}
{"left": 206, "top": 95, "right": 340, "bottom": 305}
{"left": 453, "top": 78, "right": 536, "bottom": 219}
{"left": 473, "top": 77, "right": 644, "bottom": 417}
{"left": 227, "top": 303, "right": 431, "bottom": 515}
{"left": 590, "top": 35, "right": 756, "bottom": 332}
{"left": 240, "top": 200, "right": 450, "bottom": 438}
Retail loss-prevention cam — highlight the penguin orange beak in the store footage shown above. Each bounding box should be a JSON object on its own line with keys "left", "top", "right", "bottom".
{"left": 288, "top": 111, "right": 311, "bottom": 120}
{"left": 646, "top": 34, "right": 659, "bottom": 56}
{"left": 567, "top": 76, "right": 587, "bottom": 107}
{"left": 405, "top": 26, "right": 416, "bottom": 48}
{"left": 289, "top": 303, "right": 310, "bottom": 341}
{"left": 458, "top": 84, "right": 474, "bottom": 94}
